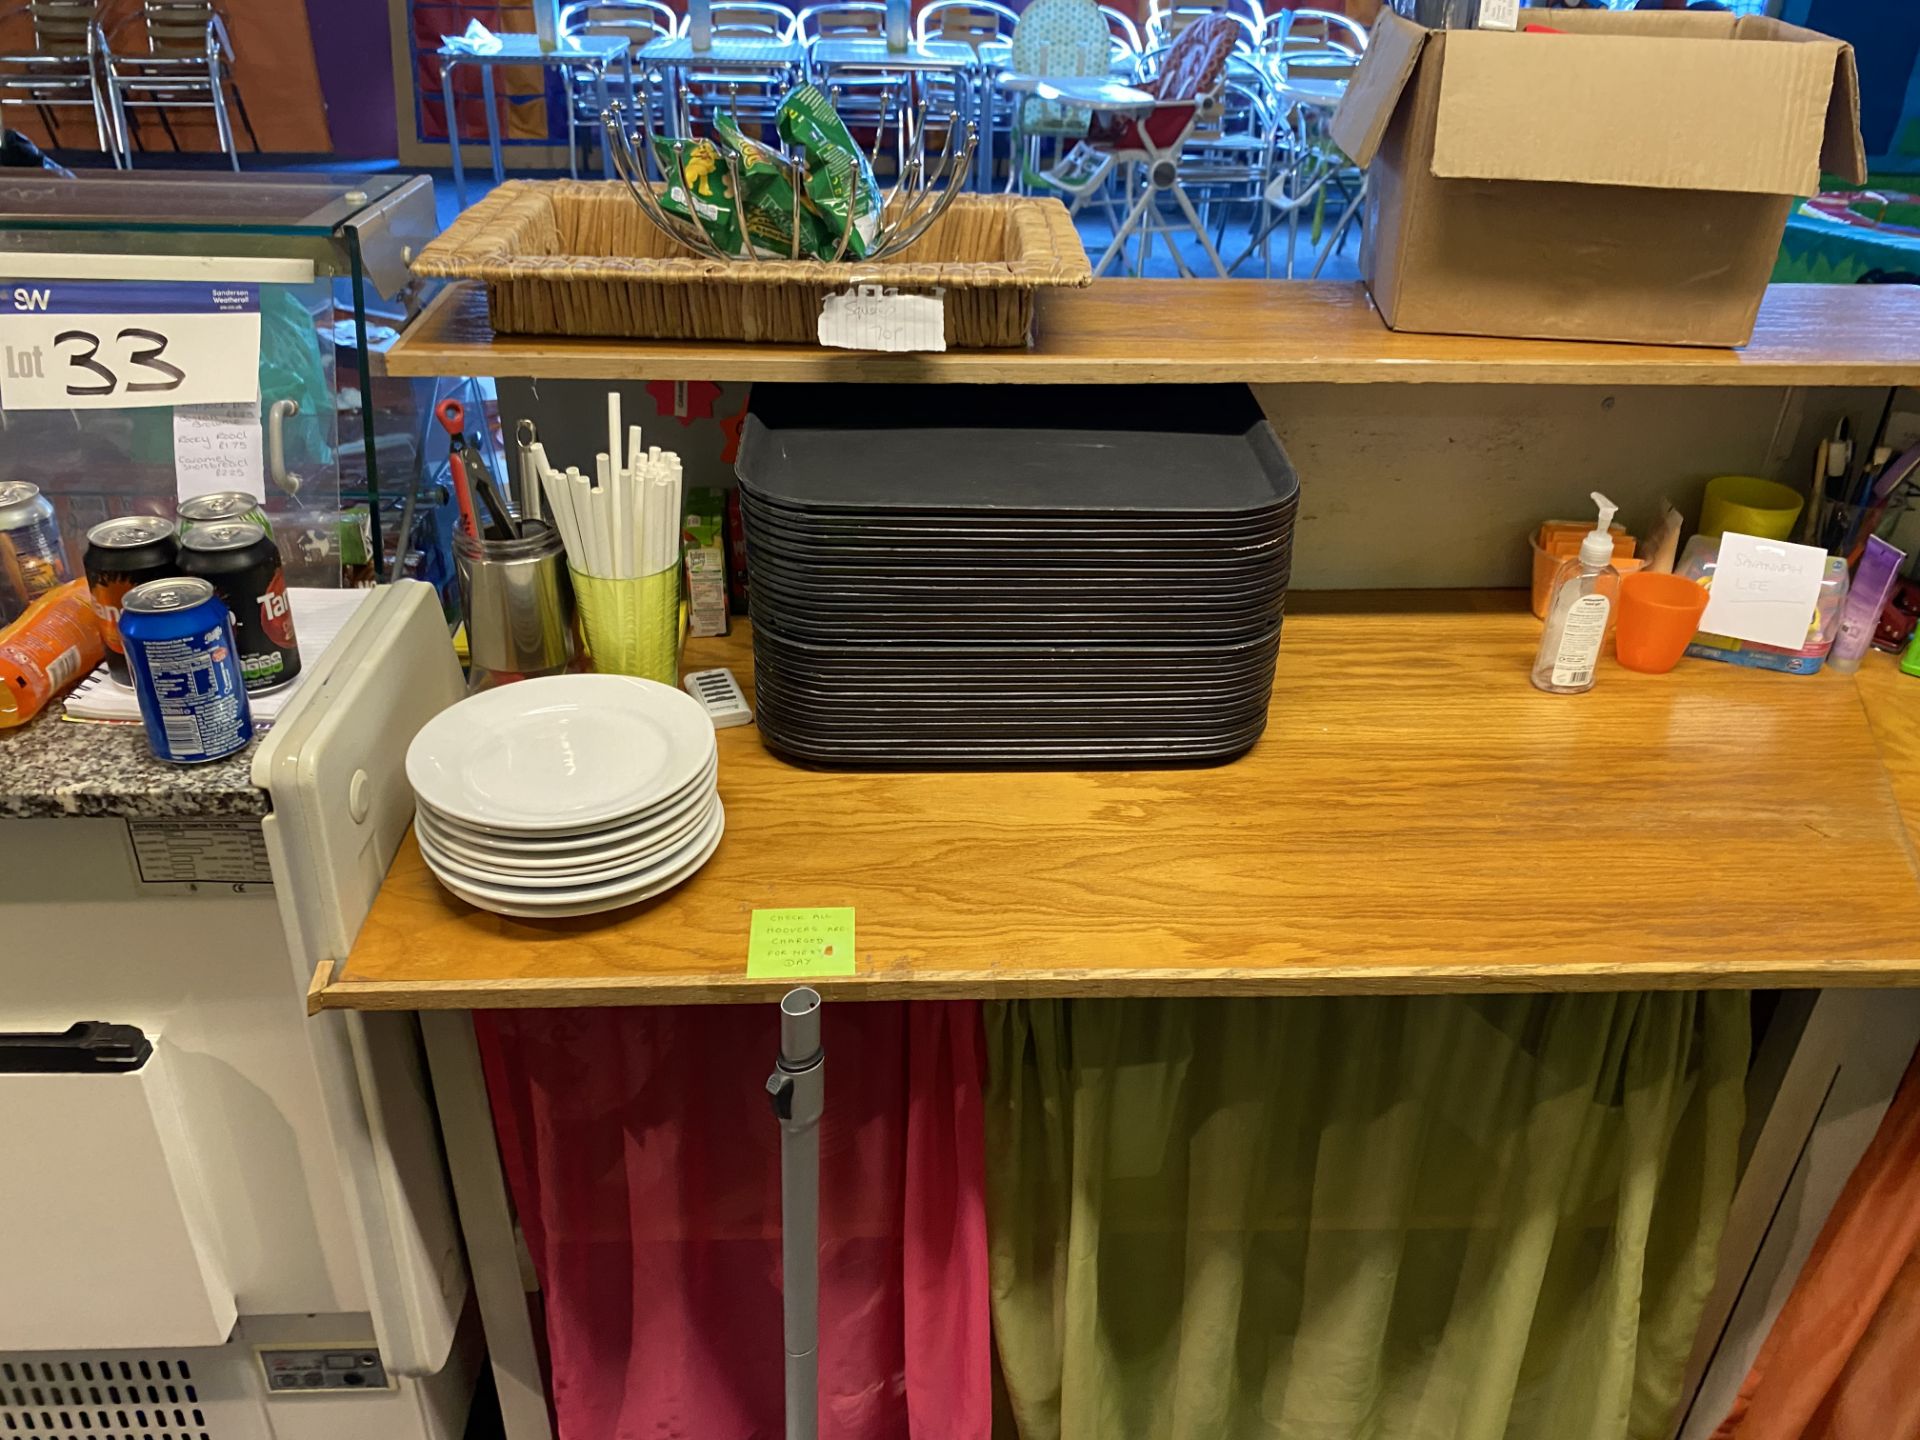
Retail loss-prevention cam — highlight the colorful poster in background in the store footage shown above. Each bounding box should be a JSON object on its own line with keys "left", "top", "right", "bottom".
{"left": 1774, "top": 185, "right": 1920, "bottom": 284}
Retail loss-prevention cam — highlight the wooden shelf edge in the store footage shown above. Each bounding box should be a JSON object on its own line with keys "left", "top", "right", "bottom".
{"left": 381, "top": 280, "right": 1920, "bottom": 387}
{"left": 314, "top": 960, "right": 1920, "bottom": 1012}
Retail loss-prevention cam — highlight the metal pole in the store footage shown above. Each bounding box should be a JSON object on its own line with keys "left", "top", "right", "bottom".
{"left": 767, "top": 988, "right": 824, "bottom": 1440}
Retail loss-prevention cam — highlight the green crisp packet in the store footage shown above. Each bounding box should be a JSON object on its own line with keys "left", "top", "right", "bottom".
{"left": 714, "top": 113, "right": 833, "bottom": 259}
{"left": 649, "top": 135, "right": 747, "bottom": 257}
{"left": 775, "top": 84, "right": 882, "bottom": 259}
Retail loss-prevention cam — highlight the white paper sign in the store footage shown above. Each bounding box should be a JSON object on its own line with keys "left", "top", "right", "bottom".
{"left": 0, "top": 280, "right": 261, "bottom": 412}
{"left": 1699, "top": 532, "right": 1828, "bottom": 650}
{"left": 173, "top": 401, "right": 265, "bottom": 502}
{"left": 1476, "top": 0, "right": 1519, "bottom": 29}
{"left": 818, "top": 285, "right": 946, "bottom": 353}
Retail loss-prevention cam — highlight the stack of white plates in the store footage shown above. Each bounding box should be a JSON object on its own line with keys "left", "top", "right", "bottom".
{"left": 405, "top": 674, "right": 723, "bottom": 918}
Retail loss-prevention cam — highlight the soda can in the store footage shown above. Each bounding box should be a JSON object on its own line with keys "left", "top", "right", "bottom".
{"left": 177, "top": 491, "right": 274, "bottom": 538}
{"left": 119, "top": 576, "right": 253, "bottom": 765}
{"left": 178, "top": 519, "right": 302, "bottom": 693}
{"left": 0, "top": 481, "right": 72, "bottom": 623}
{"left": 84, "top": 516, "right": 181, "bottom": 686}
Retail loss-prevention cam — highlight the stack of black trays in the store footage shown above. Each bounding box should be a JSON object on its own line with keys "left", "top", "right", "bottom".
{"left": 735, "top": 383, "right": 1300, "bottom": 767}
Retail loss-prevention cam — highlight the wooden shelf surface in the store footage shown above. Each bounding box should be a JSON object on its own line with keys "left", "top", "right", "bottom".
{"left": 380, "top": 280, "right": 1920, "bottom": 386}
{"left": 319, "top": 597, "right": 1920, "bottom": 1012}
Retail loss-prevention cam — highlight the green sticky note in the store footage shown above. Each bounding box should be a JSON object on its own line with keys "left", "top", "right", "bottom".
{"left": 747, "top": 907, "right": 857, "bottom": 979}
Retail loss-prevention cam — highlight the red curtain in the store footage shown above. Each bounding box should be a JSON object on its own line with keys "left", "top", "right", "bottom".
{"left": 1712, "top": 1046, "right": 1920, "bottom": 1440}
{"left": 476, "top": 1002, "right": 991, "bottom": 1440}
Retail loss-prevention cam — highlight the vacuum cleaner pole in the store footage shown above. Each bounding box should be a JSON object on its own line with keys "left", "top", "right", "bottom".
{"left": 767, "top": 987, "right": 824, "bottom": 1440}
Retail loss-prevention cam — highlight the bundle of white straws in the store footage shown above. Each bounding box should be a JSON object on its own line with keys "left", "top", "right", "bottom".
{"left": 529, "top": 391, "right": 684, "bottom": 580}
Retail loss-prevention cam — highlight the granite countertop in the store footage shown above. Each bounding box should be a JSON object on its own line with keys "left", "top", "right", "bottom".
{"left": 0, "top": 704, "right": 267, "bottom": 819}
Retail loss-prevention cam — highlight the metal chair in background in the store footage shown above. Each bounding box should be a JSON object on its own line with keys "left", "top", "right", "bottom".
{"left": 1145, "top": 0, "right": 1261, "bottom": 48}
{"left": 915, "top": 1, "right": 1016, "bottom": 179}
{"left": 1040, "top": 12, "right": 1239, "bottom": 276}
{"left": 916, "top": 0, "right": 1019, "bottom": 45}
{"left": 1181, "top": 72, "right": 1280, "bottom": 257}
{"left": 560, "top": 0, "right": 676, "bottom": 174}
{"left": 672, "top": 1, "right": 799, "bottom": 135}
{"left": 1099, "top": 4, "right": 1143, "bottom": 74}
{"left": 798, "top": 2, "right": 910, "bottom": 171}
{"left": 0, "top": 0, "right": 117, "bottom": 162}
{"left": 1257, "top": 7, "right": 1368, "bottom": 55}
{"left": 101, "top": 0, "right": 256, "bottom": 168}
{"left": 1232, "top": 44, "right": 1361, "bottom": 277}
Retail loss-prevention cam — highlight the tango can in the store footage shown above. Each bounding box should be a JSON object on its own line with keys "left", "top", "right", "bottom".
{"left": 120, "top": 576, "right": 253, "bottom": 765}
{"left": 0, "top": 481, "right": 72, "bottom": 623}
{"left": 177, "top": 490, "right": 274, "bottom": 538}
{"left": 178, "top": 519, "right": 301, "bottom": 692}
{"left": 84, "top": 516, "right": 181, "bottom": 685}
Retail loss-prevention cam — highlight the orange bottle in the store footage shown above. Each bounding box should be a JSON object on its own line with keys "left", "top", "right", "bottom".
{"left": 0, "top": 578, "right": 105, "bottom": 728}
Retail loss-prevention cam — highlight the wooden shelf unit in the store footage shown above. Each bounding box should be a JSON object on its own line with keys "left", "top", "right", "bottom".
{"left": 320, "top": 598, "right": 1920, "bottom": 1012}
{"left": 380, "top": 279, "right": 1920, "bottom": 386}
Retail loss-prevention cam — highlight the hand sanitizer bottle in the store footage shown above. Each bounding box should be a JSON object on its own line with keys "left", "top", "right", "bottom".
{"left": 1531, "top": 492, "right": 1620, "bottom": 694}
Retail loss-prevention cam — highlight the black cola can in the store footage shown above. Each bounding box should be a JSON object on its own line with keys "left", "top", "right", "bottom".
{"left": 84, "top": 515, "right": 181, "bottom": 685}
{"left": 177, "top": 519, "right": 302, "bottom": 693}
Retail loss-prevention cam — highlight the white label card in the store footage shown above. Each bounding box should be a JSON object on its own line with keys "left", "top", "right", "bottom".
{"left": 1476, "top": 0, "right": 1519, "bottom": 29}
{"left": 173, "top": 401, "right": 266, "bottom": 502}
{"left": 0, "top": 280, "right": 261, "bottom": 412}
{"left": 1698, "top": 531, "right": 1828, "bottom": 650}
{"left": 818, "top": 285, "right": 946, "bottom": 353}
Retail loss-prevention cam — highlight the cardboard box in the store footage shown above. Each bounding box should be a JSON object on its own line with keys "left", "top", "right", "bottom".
{"left": 1329, "top": 11, "right": 1867, "bottom": 347}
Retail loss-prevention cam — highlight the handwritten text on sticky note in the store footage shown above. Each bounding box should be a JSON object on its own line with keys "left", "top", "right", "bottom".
{"left": 174, "top": 400, "right": 265, "bottom": 502}
{"left": 748, "top": 907, "right": 857, "bottom": 979}
{"left": 818, "top": 285, "right": 946, "bottom": 353}
{"left": 1698, "top": 531, "right": 1828, "bottom": 651}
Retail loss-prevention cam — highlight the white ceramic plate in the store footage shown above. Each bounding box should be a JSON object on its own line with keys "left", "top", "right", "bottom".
{"left": 415, "top": 753, "right": 718, "bottom": 855}
{"left": 406, "top": 675, "right": 715, "bottom": 831}
{"left": 425, "top": 802, "right": 726, "bottom": 919}
{"left": 423, "top": 799, "right": 724, "bottom": 905}
{"left": 418, "top": 792, "right": 717, "bottom": 884}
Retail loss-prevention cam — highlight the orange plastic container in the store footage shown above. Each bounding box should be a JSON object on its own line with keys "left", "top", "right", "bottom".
{"left": 1531, "top": 523, "right": 1640, "bottom": 617}
{"left": 0, "top": 578, "right": 106, "bottom": 727}
{"left": 1616, "top": 571, "right": 1709, "bottom": 674}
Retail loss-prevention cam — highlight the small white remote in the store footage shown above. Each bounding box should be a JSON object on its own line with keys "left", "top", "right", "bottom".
{"left": 683, "top": 668, "right": 754, "bottom": 728}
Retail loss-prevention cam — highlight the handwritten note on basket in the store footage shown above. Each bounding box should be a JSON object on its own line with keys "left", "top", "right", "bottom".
{"left": 173, "top": 400, "right": 265, "bottom": 502}
{"left": 1698, "top": 531, "right": 1827, "bottom": 650}
{"left": 818, "top": 285, "right": 946, "bottom": 353}
{"left": 747, "top": 907, "right": 857, "bottom": 979}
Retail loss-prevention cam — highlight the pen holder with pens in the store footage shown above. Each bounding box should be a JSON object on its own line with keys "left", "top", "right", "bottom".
{"left": 454, "top": 522, "right": 580, "bottom": 692}
{"left": 570, "top": 561, "right": 680, "bottom": 684}
{"left": 1814, "top": 494, "right": 1913, "bottom": 564}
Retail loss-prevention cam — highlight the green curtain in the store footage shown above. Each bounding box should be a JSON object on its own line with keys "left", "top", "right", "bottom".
{"left": 985, "top": 992, "right": 1749, "bottom": 1440}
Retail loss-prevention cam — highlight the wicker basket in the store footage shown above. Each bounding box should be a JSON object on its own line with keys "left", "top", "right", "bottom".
{"left": 411, "top": 180, "right": 1093, "bottom": 348}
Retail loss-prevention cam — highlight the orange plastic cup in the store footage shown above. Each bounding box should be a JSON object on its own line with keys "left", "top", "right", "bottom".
{"left": 1615, "top": 572, "right": 1709, "bottom": 674}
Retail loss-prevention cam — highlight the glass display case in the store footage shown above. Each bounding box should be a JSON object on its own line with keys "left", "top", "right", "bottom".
{"left": 0, "top": 171, "right": 440, "bottom": 599}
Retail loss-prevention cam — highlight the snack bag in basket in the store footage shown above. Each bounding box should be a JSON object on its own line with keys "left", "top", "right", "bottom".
{"left": 649, "top": 135, "right": 747, "bottom": 257}
{"left": 713, "top": 113, "right": 832, "bottom": 260}
{"left": 775, "top": 84, "right": 882, "bottom": 259}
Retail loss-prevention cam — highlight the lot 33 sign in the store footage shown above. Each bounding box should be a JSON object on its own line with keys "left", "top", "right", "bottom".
{"left": 0, "top": 280, "right": 261, "bottom": 412}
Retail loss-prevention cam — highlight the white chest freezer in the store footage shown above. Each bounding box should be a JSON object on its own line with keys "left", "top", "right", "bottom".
{"left": 0, "top": 582, "right": 478, "bottom": 1440}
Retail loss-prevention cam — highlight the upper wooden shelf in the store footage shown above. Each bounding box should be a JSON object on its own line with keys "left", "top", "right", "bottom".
{"left": 381, "top": 279, "right": 1920, "bottom": 387}
{"left": 318, "top": 596, "right": 1920, "bottom": 1013}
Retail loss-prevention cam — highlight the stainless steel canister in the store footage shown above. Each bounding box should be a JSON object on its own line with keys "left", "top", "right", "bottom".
{"left": 453, "top": 520, "right": 578, "bottom": 680}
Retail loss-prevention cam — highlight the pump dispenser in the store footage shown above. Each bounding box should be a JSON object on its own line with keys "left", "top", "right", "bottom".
{"left": 1531, "top": 492, "right": 1621, "bottom": 694}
